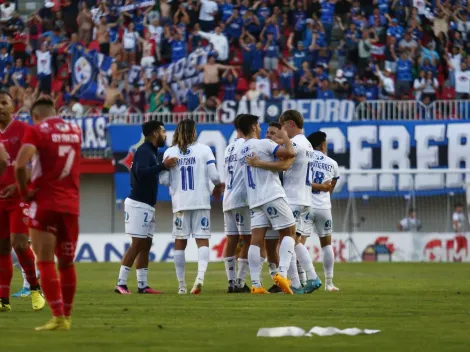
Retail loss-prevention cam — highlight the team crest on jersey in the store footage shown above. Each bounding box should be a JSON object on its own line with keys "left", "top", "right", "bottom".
{"left": 201, "top": 217, "right": 209, "bottom": 230}
{"left": 292, "top": 210, "right": 300, "bottom": 219}
{"left": 315, "top": 153, "right": 325, "bottom": 161}
{"left": 324, "top": 220, "right": 331, "bottom": 230}
{"left": 241, "top": 146, "right": 250, "bottom": 154}
{"left": 55, "top": 123, "right": 71, "bottom": 132}
{"left": 250, "top": 209, "right": 254, "bottom": 217}
{"left": 178, "top": 148, "right": 192, "bottom": 156}
{"left": 174, "top": 217, "right": 183, "bottom": 229}
{"left": 267, "top": 207, "right": 278, "bottom": 218}
{"left": 228, "top": 145, "right": 235, "bottom": 153}
{"left": 235, "top": 213, "right": 244, "bottom": 225}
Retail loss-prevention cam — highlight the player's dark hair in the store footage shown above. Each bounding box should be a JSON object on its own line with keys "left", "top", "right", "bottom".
{"left": 237, "top": 114, "right": 259, "bottom": 136}
{"left": 455, "top": 203, "right": 463, "bottom": 208}
{"left": 30, "top": 97, "right": 56, "bottom": 117}
{"left": 279, "top": 109, "right": 304, "bottom": 129}
{"left": 234, "top": 114, "right": 243, "bottom": 130}
{"left": 268, "top": 121, "right": 281, "bottom": 129}
{"left": 173, "top": 119, "right": 197, "bottom": 154}
{"left": 142, "top": 120, "right": 164, "bottom": 137}
{"left": 308, "top": 131, "right": 327, "bottom": 149}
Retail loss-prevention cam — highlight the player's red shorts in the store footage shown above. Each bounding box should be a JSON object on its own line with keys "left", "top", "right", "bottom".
{"left": 28, "top": 202, "right": 79, "bottom": 262}
{"left": 0, "top": 200, "right": 29, "bottom": 239}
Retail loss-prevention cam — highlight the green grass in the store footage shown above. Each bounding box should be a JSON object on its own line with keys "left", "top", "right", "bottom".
{"left": 1, "top": 263, "right": 469, "bottom": 352}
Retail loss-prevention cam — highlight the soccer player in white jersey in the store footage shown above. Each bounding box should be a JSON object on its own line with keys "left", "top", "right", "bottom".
{"left": 160, "top": 119, "right": 224, "bottom": 294}
{"left": 247, "top": 110, "right": 322, "bottom": 294}
{"left": 237, "top": 114, "right": 297, "bottom": 294}
{"left": 222, "top": 115, "right": 251, "bottom": 293}
{"left": 307, "top": 131, "right": 340, "bottom": 292}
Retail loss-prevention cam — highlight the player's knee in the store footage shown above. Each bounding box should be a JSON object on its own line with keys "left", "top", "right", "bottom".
{"left": 320, "top": 235, "right": 332, "bottom": 247}
{"left": 11, "top": 234, "right": 29, "bottom": 252}
{"left": 196, "top": 238, "right": 209, "bottom": 248}
{"left": 58, "top": 258, "right": 74, "bottom": 270}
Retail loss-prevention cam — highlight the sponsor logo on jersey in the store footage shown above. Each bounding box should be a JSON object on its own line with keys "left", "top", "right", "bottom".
{"left": 267, "top": 206, "right": 278, "bottom": 218}
{"left": 178, "top": 148, "right": 192, "bottom": 156}
{"left": 324, "top": 220, "right": 332, "bottom": 231}
{"left": 250, "top": 209, "right": 254, "bottom": 217}
{"left": 292, "top": 210, "right": 300, "bottom": 219}
{"left": 201, "top": 217, "right": 209, "bottom": 230}
{"left": 235, "top": 213, "right": 244, "bottom": 225}
{"left": 174, "top": 217, "right": 183, "bottom": 229}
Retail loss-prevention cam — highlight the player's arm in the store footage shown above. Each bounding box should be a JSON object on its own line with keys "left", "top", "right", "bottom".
{"left": 206, "top": 152, "right": 225, "bottom": 199}
{"left": 136, "top": 149, "right": 177, "bottom": 177}
{"left": 246, "top": 155, "right": 293, "bottom": 172}
{"left": 311, "top": 179, "right": 333, "bottom": 192}
{"left": 159, "top": 170, "right": 170, "bottom": 186}
{"left": 15, "top": 144, "right": 36, "bottom": 198}
{"left": 0, "top": 143, "right": 7, "bottom": 176}
{"left": 272, "top": 130, "right": 295, "bottom": 159}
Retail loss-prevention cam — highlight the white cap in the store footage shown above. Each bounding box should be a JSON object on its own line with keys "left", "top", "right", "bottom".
{"left": 45, "top": 1, "right": 54, "bottom": 8}
{"left": 336, "top": 69, "right": 343, "bottom": 77}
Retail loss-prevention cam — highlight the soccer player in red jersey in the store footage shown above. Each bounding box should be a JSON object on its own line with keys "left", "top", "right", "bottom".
{"left": 0, "top": 91, "right": 45, "bottom": 312}
{"left": 0, "top": 143, "right": 7, "bottom": 175}
{"left": 15, "top": 97, "right": 81, "bottom": 331}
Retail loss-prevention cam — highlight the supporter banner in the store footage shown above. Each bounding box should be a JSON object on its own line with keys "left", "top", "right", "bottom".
{"left": 15, "top": 114, "right": 108, "bottom": 151}
{"left": 108, "top": 120, "right": 470, "bottom": 201}
{"left": 218, "top": 99, "right": 355, "bottom": 124}
{"left": 119, "top": 0, "right": 155, "bottom": 12}
{"left": 75, "top": 232, "right": 470, "bottom": 263}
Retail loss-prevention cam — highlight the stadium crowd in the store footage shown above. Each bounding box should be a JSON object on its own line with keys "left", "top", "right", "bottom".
{"left": 1, "top": 0, "right": 470, "bottom": 115}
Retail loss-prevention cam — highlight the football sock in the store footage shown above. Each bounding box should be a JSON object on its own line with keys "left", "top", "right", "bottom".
{"left": 16, "top": 248, "right": 39, "bottom": 289}
{"left": 268, "top": 262, "right": 278, "bottom": 279}
{"left": 197, "top": 246, "right": 209, "bottom": 282}
{"left": 37, "top": 261, "right": 63, "bottom": 317}
{"left": 295, "top": 243, "right": 318, "bottom": 281}
{"left": 224, "top": 256, "right": 236, "bottom": 283}
{"left": 236, "top": 258, "right": 249, "bottom": 288}
{"left": 59, "top": 265, "right": 76, "bottom": 317}
{"left": 136, "top": 268, "right": 148, "bottom": 289}
{"left": 174, "top": 250, "right": 186, "bottom": 284}
{"left": 297, "top": 262, "right": 307, "bottom": 285}
{"left": 22, "top": 269, "right": 30, "bottom": 290}
{"left": 117, "top": 265, "right": 131, "bottom": 286}
{"left": 0, "top": 255, "right": 13, "bottom": 299}
{"left": 322, "top": 245, "right": 335, "bottom": 285}
{"left": 288, "top": 252, "right": 301, "bottom": 289}
{"left": 278, "top": 236, "right": 295, "bottom": 278}
{"left": 260, "top": 256, "right": 265, "bottom": 275}
{"left": 248, "top": 245, "right": 262, "bottom": 288}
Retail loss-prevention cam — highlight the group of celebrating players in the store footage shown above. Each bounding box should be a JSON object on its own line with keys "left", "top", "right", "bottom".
{"left": 0, "top": 91, "right": 81, "bottom": 331}
{"left": 116, "top": 110, "right": 339, "bottom": 296}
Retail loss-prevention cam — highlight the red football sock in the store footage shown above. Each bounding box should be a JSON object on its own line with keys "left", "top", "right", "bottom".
{"left": 59, "top": 265, "right": 76, "bottom": 317}
{"left": 37, "top": 262, "right": 63, "bottom": 317}
{"left": 0, "top": 255, "right": 13, "bottom": 299}
{"left": 16, "top": 247, "right": 39, "bottom": 288}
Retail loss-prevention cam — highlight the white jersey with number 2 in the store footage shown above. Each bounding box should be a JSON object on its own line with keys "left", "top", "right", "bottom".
{"left": 239, "top": 138, "right": 286, "bottom": 209}
{"left": 163, "top": 142, "right": 217, "bottom": 212}
{"left": 311, "top": 151, "right": 339, "bottom": 210}
{"left": 223, "top": 138, "right": 247, "bottom": 211}
{"left": 283, "top": 133, "right": 316, "bottom": 207}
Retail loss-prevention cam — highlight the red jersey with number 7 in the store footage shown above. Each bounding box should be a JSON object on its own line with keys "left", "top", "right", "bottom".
{"left": 21, "top": 116, "right": 82, "bottom": 215}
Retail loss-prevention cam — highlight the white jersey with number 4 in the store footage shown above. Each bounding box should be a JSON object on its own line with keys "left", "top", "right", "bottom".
{"left": 223, "top": 138, "right": 247, "bottom": 211}
{"left": 283, "top": 134, "right": 316, "bottom": 206}
{"left": 239, "top": 138, "right": 286, "bottom": 209}
{"left": 311, "top": 152, "right": 339, "bottom": 210}
{"left": 163, "top": 142, "right": 217, "bottom": 212}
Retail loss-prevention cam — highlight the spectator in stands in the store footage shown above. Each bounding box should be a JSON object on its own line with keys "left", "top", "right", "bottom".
{"left": 109, "top": 98, "right": 128, "bottom": 116}
{"left": 127, "top": 84, "right": 146, "bottom": 113}
{"left": 61, "top": 0, "right": 78, "bottom": 35}
{"left": 8, "top": 58, "right": 29, "bottom": 107}
{"left": 199, "top": 0, "right": 218, "bottom": 32}
{"left": 452, "top": 204, "right": 465, "bottom": 234}
{"left": 221, "top": 68, "right": 238, "bottom": 101}
{"left": 244, "top": 80, "right": 263, "bottom": 101}
{"left": 70, "top": 96, "right": 84, "bottom": 118}
{"left": 97, "top": 16, "right": 110, "bottom": 56}
{"left": 36, "top": 41, "right": 52, "bottom": 94}
{"left": 101, "top": 77, "right": 123, "bottom": 114}
{"left": 332, "top": 69, "right": 349, "bottom": 100}
{"left": 186, "top": 84, "right": 203, "bottom": 112}
{"left": 454, "top": 62, "right": 470, "bottom": 100}
{"left": 77, "top": 2, "right": 93, "bottom": 45}
{"left": 397, "top": 208, "right": 422, "bottom": 232}
{"left": 197, "top": 55, "right": 233, "bottom": 98}
{"left": 413, "top": 70, "right": 426, "bottom": 101}
{"left": 317, "top": 78, "right": 335, "bottom": 100}
{"left": 123, "top": 22, "right": 140, "bottom": 65}
{"left": 395, "top": 51, "right": 413, "bottom": 98}
{"left": 263, "top": 32, "right": 279, "bottom": 72}
{"left": 421, "top": 70, "right": 439, "bottom": 102}
{"left": 399, "top": 31, "right": 418, "bottom": 57}
{"left": 0, "top": 0, "right": 15, "bottom": 22}
{"left": 254, "top": 69, "right": 271, "bottom": 99}
{"left": 27, "top": 13, "right": 42, "bottom": 52}
{"left": 357, "top": 29, "right": 377, "bottom": 75}
{"left": 376, "top": 66, "right": 395, "bottom": 100}
{"left": 199, "top": 25, "right": 229, "bottom": 63}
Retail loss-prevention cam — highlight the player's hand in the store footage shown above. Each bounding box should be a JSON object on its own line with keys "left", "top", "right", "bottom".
{"left": 245, "top": 154, "right": 260, "bottom": 167}
{"left": 0, "top": 184, "right": 17, "bottom": 199}
{"left": 272, "top": 129, "right": 289, "bottom": 144}
{"left": 21, "top": 188, "right": 38, "bottom": 202}
{"left": 164, "top": 156, "right": 178, "bottom": 169}
{"left": 212, "top": 183, "right": 225, "bottom": 200}
{"left": 321, "top": 180, "right": 333, "bottom": 192}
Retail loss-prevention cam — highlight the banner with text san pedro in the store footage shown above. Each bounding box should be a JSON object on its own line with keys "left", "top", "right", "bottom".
{"left": 108, "top": 120, "right": 470, "bottom": 202}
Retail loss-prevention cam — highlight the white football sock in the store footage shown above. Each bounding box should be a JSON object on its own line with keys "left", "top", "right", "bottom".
{"left": 287, "top": 252, "right": 301, "bottom": 289}
{"left": 197, "top": 246, "right": 209, "bottom": 282}
{"left": 117, "top": 265, "right": 131, "bottom": 286}
{"left": 224, "top": 256, "right": 236, "bottom": 283}
{"left": 278, "top": 236, "right": 295, "bottom": 278}
{"left": 322, "top": 245, "right": 335, "bottom": 285}
{"left": 268, "top": 262, "right": 278, "bottom": 279}
{"left": 22, "top": 268, "right": 30, "bottom": 290}
{"left": 295, "top": 243, "right": 318, "bottom": 281}
{"left": 260, "top": 256, "right": 265, "bottom": 275}
{"left": 174, "top": 250, "right": 186, "bottom": 284}
{"left": 248, "top": 245, "right": 262, "bottom": 288}
{"left": 136, "top": 268, "right": 148, "bottom": 289}
{"left": 297, "top": 262, "right": 307, "bottom": 285}
{"left": 236, "top": 258, "right": 249, "bottom": 288}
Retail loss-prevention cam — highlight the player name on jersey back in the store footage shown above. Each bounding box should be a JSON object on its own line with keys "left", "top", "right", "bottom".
{"left": 311, "top": 151, "right": 339, "bottom": 210}
{"left": 283, "top": 134, "right": 316, "bottom": 207}
{"left": 223, "top": 138, "right": 247, "bottom": 212}
{"left": 239, "top": 138, "right": 286, "bottom": 209}
{"left": 164, "top": 142, "right": 216, "bottom": 213}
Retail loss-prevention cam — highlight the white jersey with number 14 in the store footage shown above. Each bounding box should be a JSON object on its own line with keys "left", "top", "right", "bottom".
{"left": 311, "top": 152, "right": 339, "bottom": 210}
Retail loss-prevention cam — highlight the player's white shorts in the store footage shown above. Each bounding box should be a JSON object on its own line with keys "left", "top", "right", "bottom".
{"left": 290, "top": 204, "right": 313, "bottom": 236}
{"left": 265, "top": 229, "right": 279, "bottom": 239}
{"left": 124, "top": 198, "right": 155, "bottom": 239}
{"left": 251, "top": 198, "right": 295, "bottom": 231}
{"left": 309, "top": 208, "right": 333, "bottom": 237}
{"left": 172, "top": 210, "right": 211, "bottom": 240}
{"left": 224, "top": 207, "right": 251, "bottom": 235}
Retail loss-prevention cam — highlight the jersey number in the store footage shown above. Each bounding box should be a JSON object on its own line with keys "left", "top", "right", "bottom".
{"left": 247, "top": 166, "right": 256, "bottom": 189}
{"left": 312, "top": 171, "right": 325, "bottom": 195}
{"left": 180, "top": 166, "right": 194, "bottom": 191}
{"left": 305, "top": 162, "right": 313, "bottom": 186}
{"left": 227, "top": 166, "right": 234, "bottom": 190}
{"left": 58, "top": 145, "right": 76, "bottom": 179}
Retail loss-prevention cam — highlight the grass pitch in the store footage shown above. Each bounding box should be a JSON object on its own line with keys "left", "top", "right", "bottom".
{"left": 1, "top": 263, "right": 469, "bottom": 352}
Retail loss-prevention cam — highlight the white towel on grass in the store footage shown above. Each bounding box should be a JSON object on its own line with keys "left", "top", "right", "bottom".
{"left": 257, "top": 326, "right": 380, "bottom": 337}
